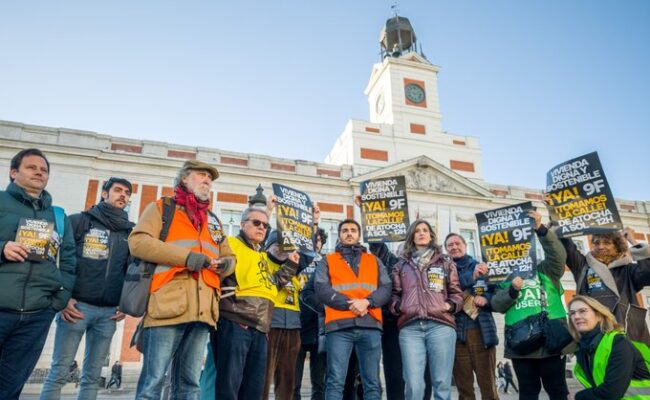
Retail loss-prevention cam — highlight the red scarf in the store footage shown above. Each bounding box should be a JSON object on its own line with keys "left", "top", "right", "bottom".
{"left": 174, "top": 185, "right": 209, "bottom": 230}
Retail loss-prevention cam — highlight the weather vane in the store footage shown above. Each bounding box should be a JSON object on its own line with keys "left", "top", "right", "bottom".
{"left": 390, "top": 2, "right": 400, "bottom": 16}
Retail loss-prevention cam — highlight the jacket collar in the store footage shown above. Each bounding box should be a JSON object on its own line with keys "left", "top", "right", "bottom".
{"left": 6, "top": 181, "right": 52, "bottom": 210}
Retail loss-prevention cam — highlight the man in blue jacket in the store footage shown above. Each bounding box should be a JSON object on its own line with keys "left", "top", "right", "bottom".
{"left": 0, "top": 148, "right": 76, "bottom": 400}
{"left": 40, "top": 177, "right": 134, "bottom": 400}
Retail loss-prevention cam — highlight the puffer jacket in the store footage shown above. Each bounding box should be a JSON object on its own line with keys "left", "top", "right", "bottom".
{"left": 0, "top": 182, "right": 76, "bottom": 312}
{"left": 391, "top": 250, "right": 463, "bottom": 329}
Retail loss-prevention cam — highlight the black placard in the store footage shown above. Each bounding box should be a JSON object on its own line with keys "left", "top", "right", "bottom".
{"left": 360, "top": 176, "right": 410, "bottom": 243}
{"left": 272, "top": 183, "right": 315, "bottom": 255}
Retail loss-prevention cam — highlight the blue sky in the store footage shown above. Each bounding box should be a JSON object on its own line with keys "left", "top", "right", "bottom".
{"left": 1, "top": 1, "right": 648, "bottom": 200}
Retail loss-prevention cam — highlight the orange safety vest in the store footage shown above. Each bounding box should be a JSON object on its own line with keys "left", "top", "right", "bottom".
{"left": 150, "top": 200, "right": 222, "bottom": 293}
{"left": 324, "top": 252, "right": 383, "bottom": 324}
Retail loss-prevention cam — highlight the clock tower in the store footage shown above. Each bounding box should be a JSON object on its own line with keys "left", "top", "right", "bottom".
{"left": 326, "top": 15, "right": 484, "bottom": 181}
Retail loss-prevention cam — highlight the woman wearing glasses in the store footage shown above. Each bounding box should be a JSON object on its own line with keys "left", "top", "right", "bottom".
{"left": 568, "top": 295, "right": 650, "bottom": 399}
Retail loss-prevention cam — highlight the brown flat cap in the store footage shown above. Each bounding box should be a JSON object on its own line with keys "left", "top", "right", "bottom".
{"left": 181, "top": 160, "right": 219, "bottom": 180}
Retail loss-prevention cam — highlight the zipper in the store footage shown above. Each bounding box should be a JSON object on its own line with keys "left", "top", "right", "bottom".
{"left": 104, "top": 229, "right": 113, "bottom": 281}
{"left": 20, "top": 207, "right": 39, "bottom": 312}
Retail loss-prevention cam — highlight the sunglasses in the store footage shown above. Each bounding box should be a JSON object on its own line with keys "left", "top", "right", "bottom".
{"left": 246, "top": 219, "right": 271, "bottom": 230}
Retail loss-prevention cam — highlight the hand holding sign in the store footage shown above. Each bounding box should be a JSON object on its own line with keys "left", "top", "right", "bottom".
{"left": 3, "top": 241, "right": 29, "bottom": 262}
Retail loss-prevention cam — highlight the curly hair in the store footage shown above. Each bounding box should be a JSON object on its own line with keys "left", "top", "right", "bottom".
{"left": 591, "top": 232, "right": 628, "bottom": 255}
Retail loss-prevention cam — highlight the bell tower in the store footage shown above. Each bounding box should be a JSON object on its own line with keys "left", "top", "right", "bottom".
{"left": 326, "top": 14, "right": 483, "bottom": 182}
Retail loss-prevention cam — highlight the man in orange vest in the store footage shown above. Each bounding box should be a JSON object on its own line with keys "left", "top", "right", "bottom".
{"left": 128, "top": 160, "right": 235, "bottom": 399}
{"left": 314, "top": 218, "right": 391, "bottom": 400}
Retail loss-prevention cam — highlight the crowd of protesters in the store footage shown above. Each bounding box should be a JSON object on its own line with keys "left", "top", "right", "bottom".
{"left": 2, "top": 147, "right": 650, "bottom": 400}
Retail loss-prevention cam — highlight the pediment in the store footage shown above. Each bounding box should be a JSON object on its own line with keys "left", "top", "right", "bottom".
{"left": 350, "top": 156, "right": 493, "bottom": 197}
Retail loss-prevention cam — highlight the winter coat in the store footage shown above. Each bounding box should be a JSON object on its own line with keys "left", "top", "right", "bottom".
{"left": 128, "top": 201, "right": 235, "bottom": 328}
{"left": 574, "top": 328, "right": 650, "bottom": 400}
{"left": 218, "top": 233, "right": 298, "bottom": 333}
{"left": 314, "top": 243, "right": 391, "bottom": 333}
{"left": 69, "top": 203, "right": 134, "bottom": 307}
{"left": 491, "top": 227, "right": 570, "bottom": 359}
{"left": 454, "top": 254, "right": 499, "bottom": 348}
{"left": 562, "top": 238, "right": 650, "bottom": 344}
{"left": 0, "top": 182, "right": 76, "bottom": 312}
{"left": 390, "top": 250, "right": 463, "bottom": 329}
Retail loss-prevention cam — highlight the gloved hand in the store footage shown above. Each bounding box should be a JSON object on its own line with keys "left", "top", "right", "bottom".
{"left": 185, "top": 252, "right": 210, "bottom": 272}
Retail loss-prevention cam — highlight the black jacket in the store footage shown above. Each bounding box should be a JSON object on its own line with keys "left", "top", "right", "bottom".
{"left": 575, "top": 328, "right": 650, "bottom": 400}
{"left": 69, "top": 203, "right": 133, "bottom": 307}
{"left": 314, "top": 243, "right": 391, "bottom": 333}
{"left": 562, "top": 238, "right": 650, "bottom": 344}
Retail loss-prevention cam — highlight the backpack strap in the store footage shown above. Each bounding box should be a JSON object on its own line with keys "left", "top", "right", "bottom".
{"left": 159, "top": 197, "right": 176, "bottom": 242}
{"left": 52, "top": 206, "right": 66, "bottom": 239}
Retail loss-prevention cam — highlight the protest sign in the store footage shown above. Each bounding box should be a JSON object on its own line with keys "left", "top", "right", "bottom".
{"left": 360, "top": 175, "right": 410, "bottom": 243}
{"left": 15, "top": 218, "right": 56, "bottom": 261}
{"left": 272, "top": 183, "right": 315, "bottom": 254}
{"left": 476, "top": 202, "right": 537, "bottom": 284}
{"left": 545, "top": 152, "right": 622, "bottom": 238}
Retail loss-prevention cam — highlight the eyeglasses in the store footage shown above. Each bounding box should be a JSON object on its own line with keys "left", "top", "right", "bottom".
{"left": 246, "top": 219, "right": 271, "bottom": 230}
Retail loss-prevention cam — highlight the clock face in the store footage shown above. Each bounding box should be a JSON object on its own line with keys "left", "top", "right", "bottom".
{"left": 376, "top": 94, "right": 385, "bottom": 114}
{"left": 405, "top": 83, "right": 426, "bottom": 104}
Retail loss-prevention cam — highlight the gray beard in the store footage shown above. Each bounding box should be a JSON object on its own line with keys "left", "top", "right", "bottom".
{"left": 193, "top": 189, "right": 210, "bottom": 201}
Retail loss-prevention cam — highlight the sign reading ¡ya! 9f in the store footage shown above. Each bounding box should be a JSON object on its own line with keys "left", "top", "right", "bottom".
{"left": 545, "top": 152, "right": 622, "bottom": 238}
{"left": 476, "top": 202, "right": 537, "bottom": 284}
{"left": 360, "top": 176, "right": 410, "bottom": 243}
{"left": 272, "top": 183, "right": 315, "bottom": 255}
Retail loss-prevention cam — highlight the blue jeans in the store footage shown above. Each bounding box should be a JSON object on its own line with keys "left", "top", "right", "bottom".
{"left": 136, "top": 322, "right": 210, "bottom": 400}
{"left": 40, "top": 301, "right": 117, "bottom": 400}
{"left": 399, "top": 320, "right": 456, "bottom": 400}
{"left": 212, "top": 318, "right": 268, "bottom": 400}
{"left": 0, "top": 307, "right": 56, "bottom": 400}
{"left": 325, "top": 328, "right": 382, "bottom": 400}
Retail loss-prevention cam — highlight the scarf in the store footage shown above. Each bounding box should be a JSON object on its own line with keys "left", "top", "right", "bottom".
{"left": 174, "top": 185, "right": 209, "bottom": 230}
{"left": 411, "top": 247, "right": 435, "bottom": 270}
{"left": 88, "top": 201, "right": 134, "bottom": 232}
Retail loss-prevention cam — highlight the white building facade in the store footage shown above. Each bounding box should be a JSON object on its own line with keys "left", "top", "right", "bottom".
{"left": 1, "top": 15, "right": 649, "bottom": 383}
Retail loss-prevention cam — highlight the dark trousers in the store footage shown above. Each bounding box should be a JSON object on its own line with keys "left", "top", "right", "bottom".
{"left": 293, "top": 343, "right": 326, "bottom": 400}
{"left": 504, "top": 377, "right": 518, "bottom": 393}
{"left": 106, "top": 374, "right": 121, "bottom": 389}
{"left": 381, "top": 318, "right": 432, "bottom": 400}
{"left": 212, "top": 319, "right": 268, "bottom": 400}
{"left": 263, "top": 328, "right": 301, "bottom": 400}
{"left": 452, "top": 328, "right": 498, "bottom": 400}
{"left": 512, "top": 356, "right": 568, "bottom": 400}
{"left": 0, "top": 307, "right": 56, "bottom": 400}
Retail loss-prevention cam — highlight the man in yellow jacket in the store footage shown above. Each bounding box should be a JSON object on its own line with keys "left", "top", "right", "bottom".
{"left": 212, "top": 196, "right": 299, "bottom": 400}
{"left": 128, "top": 160, "right": 235, "bottom": 400}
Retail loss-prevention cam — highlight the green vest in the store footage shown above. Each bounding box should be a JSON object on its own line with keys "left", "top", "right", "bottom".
{"left": 574, "top": 331, "right": 650, "bottom": 399}
{"left": 502, "top": 272, "right": 566, "bottom": 326}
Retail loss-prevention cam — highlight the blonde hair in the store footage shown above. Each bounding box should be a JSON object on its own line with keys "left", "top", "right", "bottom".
{"left": 567, "top": 295, "right": 623, "bottom": 341}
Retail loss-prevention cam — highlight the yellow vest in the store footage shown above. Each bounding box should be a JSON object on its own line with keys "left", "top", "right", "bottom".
{"left": 272, "top": 275, "right": 306, "bottom": 312}
{"left": 227, "top": 236, "right": 281, "bottom": 302}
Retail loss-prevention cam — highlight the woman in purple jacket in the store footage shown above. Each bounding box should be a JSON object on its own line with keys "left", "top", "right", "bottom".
{"left": 391, "top": 219, "right": 463, "bottom": 400}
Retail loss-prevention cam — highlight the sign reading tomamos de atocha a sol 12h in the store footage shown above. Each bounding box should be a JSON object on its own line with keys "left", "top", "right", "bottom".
{"left": 545, "top": 152, "right": 622, "bottom": 238}
{"left": 272, "top": 183, "right": 315, "bottom": 256}
{"left": 360, "top": 176, "right": 410, "bottom": 243}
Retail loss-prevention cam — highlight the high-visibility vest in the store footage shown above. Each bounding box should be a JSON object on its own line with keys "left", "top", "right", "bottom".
{"left": 272, "top": 275, "right": 304, "bottom": 312}
{"left": 324, "top": 252, "right": 382, "bottom": 324}
{"left": 150, "top": 200, "right": 221, "bottom": 293}
{"left": 227, "top": 236, "right": 281, "bottom": 301}
{"left": 574, "top": 331, "right": 650, "bottom": 399}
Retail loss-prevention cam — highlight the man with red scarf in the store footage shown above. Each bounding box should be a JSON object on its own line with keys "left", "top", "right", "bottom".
{"left": 129, "top": 160, "right": 235, "bottom": 399}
